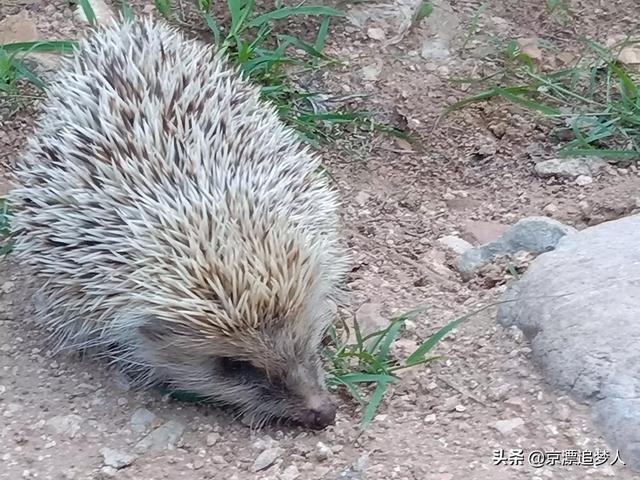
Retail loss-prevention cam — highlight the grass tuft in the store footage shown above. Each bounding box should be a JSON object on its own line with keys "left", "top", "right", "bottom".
{"left": 0, "top": 40, "right": 78, "bottom": 103}
{"left": 443, "top": 36, "right": 640, "bottom": 161}
{"left": 194, "top": 0, "right": 367, "bottom": 144}
{"left": 324, "top": 303, "right": 492, "bottom": 428}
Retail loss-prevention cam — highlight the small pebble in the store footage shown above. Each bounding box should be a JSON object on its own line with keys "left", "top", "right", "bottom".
{"left": 280, "top": 465, "right": 300, "bottom": 480}
{"left": 575, "top": 174, "right": 593, "bottom": 186}
{"left": 101, "top": 448, "right": 136, "bottom": 469}
{"left": 542, "top": 203, "right": 558, "bottom": 216}
{"left": 424, "top": 414, "right": 437, "bottom": 423}
{"left": 130, "top": 408, "right": 156, "bottom": 433}
{"left": 252, "top": 447, "right": 281, "bottom": 472}
{"left": 206, "top": 432, "right": 220, "bottom": 447}
{"left": 366, "top": 27, "right": 385, "bottom": 41}
{"left": 1, "top": 281, "right": 15, "bottom": 293}
{"left": 492, "top": 417, "right": 525, "bottom": 434}
{"left": 313, "top": 442, "right": 332, "bottom": 462}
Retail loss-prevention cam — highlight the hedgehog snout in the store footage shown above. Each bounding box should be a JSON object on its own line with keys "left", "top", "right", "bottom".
{"left": 299, "top": 393, "right": 337, "bottom": 430}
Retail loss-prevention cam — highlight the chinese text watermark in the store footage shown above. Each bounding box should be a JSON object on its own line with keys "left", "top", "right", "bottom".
{"left": 492, "top": 448, "right": 625, "bottom": 468}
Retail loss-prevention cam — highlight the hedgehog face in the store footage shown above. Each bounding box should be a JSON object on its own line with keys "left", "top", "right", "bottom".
{"left": 211, "top": 352, "right": 337, "bottom": 430}
{"left": 137, "top": 318, "right": 338, "bottom": 430}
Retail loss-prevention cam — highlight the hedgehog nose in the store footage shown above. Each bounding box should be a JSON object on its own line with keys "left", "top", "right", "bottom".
{"left": 301, "top": 402, "right": 337, "bottom": 430}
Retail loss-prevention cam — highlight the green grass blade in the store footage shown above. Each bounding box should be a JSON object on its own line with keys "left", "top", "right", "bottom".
{"left": 496, "top": 88, "right": 561, "bottom": 115}
{"left": 349, "top": 350, "right": 390, "bottom": 373}
{"left": 405, "top": 302, "right": 516, "bottom": 367}
{"left": 442, "top": 86, "right": 524, "bottom": 115}
{"left": 228, "top": 0, "right": 254, "bottom": 33}
{"left": 277, "top": 34, "right": 328, "bottom": 59}
{"left": 337, "top": 373, "right": 399, "bottom": 384}
{"left": 610, "top": 63, "right": 638, "bottom": 99}
{"left": 367, "top": 306, "right": 425, "bottom": 356}
{"left": 154, "top": 0, "right": 173, "bottom": 18}
{"left": 362, "top": 329, "right": 389, "bottom": 355}
{"left": 1, "top": 41, "right": 77, "bottom": 54}
{"left": 77, "top": 0, "right": 97, "bottom": 25}
{"left": 444, "top": 85, "right": 561, "bottom": 118}
{"left": 121, "top": 0, "right": 135, "bottom": 20}
{"left": 353, "top": 317, "right": 364, "bottom": 350}
{"left": 584, "top": 38, "right": 614, "bottom": 61}
{"left": 328, "top": 376, "right": 365, "bottom": 404}
{"left": 12, "top": 61, "right": 45, "bottom": 90}
{"left": 414, "top": 1, "right": 433, "bottom": 23}
{"left": 405, "top": 304, "right": 494, "bottom": 366}
{"left": 196, "top": 0, "right": 211, "bottom": 10}
{"left": 461, "top": 2, "right": 488, "bottom": 51}
{"left": 297, "top": 112, "right": 368, "bottom": 123}
{"left": 0, "top": 198, "right": 13, "bottom": 256}
{"left": 374, "top": 319, "right": 405, "bottom": 362}
{"left": 314, "top": 16, "right": 331, "bottom": 52}
{"left": 202, "top": 12, "right": 222, "bottom": 45}
{"left": 248, "top": 24, "right": 277, "bottom": 53}
{"left": 361, "top": 381, "right": 389, "bottom": 428}
{"left": 248, "top": 6, "right": 344, "bottom": 28}
{"left": 392, "top": 356, "right": 444, "bottom": 372}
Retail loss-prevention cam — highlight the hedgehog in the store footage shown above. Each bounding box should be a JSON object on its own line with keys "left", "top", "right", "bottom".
{"left": 7, "top": 13, "right": 349, "bottom": 430}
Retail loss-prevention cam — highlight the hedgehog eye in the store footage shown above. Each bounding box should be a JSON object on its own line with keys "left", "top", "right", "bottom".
{"left": 219, "top": 357, "right": 262, "bottom": 380}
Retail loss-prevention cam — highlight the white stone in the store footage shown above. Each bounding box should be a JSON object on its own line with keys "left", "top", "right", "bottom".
{"left": 437, "top": 235, "right": 473, "bottom": 255}
{"left": 575, "top": 175, "right": 593, "bottom": 186}
{"left": 492, "top": 417, "right": 525, "bottom": 434}
{"left": 252, "top": 447, "right": 281, "bottom": 472}
{"left": 101, "top": 448, "right": 136, "bottom": 469}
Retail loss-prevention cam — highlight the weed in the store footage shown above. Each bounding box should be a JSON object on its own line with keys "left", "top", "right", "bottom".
{"left": 324, "top": 304, "right": 489, "bottom": 428}
{"left": 0, "top": 40, "right": 76, "bottom": 106}
{"left": 195, "top": 0, "right": 371, "bottom": 144}
{"left": 412, "top": 1, "right": 434, "bottom": 26}
{"left": 0, "top": 48, "right": 40, "bottom": 96}
{"left": 443, "top": 36, "right": 640, "bottom": 161}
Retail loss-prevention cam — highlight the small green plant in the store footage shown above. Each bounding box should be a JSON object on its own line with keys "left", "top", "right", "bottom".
{"left": 0, "top": 40, "right": 76, "bottom": 103}
{"left": 413, "top": 1, "right": 434, "bottom": 24}
{"left": 443, "top": 37, "right": 640, "bottom": 161}
{"left": 197, "top": 0, "right": 365, "bottom": 144}
{"left": 0, "top": 197, "right": 13, "bottom": 256}
{"left": 0, "top": 48, "right": 42, "bottom": 95}
{"left": 325, "top": 305, "right": 482, "bottom": 428}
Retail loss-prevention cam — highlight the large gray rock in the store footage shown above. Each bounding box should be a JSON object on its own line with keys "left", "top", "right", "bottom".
{"left": 458, "top": 216, "right": 576, "bottom": 278}
{"left": 497, "top": 214, "right": 640, "bottom": 471}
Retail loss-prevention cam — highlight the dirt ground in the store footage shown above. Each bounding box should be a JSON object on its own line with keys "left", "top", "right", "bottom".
{"left": 1, "top": 0, "right": 639, "bottom": 479}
